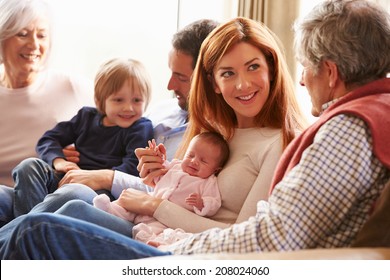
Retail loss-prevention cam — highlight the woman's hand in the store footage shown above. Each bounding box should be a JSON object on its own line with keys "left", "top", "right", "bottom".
{"left": 116, "top": 189, "right": 162, "bottom": 216}
{"left": 58, "top": 169, "right": 114, "bottom": 190}
{"left": 62, "top": 145, "right": 80, "bottom": 163}
{"left": 135, "top": 147, "right": 167, "bottom": 187}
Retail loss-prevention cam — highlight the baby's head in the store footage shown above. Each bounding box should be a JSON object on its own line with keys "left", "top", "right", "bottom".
{"left": 181, "top": 132, "right": 229, "bottom": 178}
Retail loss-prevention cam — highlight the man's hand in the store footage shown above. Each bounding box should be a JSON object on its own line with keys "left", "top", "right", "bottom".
{"left": 58, "top": 169, "right": 114, "bottom": 191}
{"left": 63, "top": 145, "right": 80, "bottom": 163}
{"left": 53, "top": 158, "right": 80, "bottom": 173}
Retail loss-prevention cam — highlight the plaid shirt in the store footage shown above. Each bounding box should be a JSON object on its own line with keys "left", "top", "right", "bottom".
{"left": 163, "top": 111, "right": 389, "bottom": 254}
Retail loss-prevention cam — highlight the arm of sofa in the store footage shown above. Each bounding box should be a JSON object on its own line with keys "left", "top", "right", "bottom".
{"left": 158, "top": 247, "right": 390, "bottom": 260}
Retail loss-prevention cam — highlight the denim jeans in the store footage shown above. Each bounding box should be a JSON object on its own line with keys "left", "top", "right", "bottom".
{"left": 29, "top": 183, "right": 97, "bottom": 213}
{"left": 54, "top": 199, "right": 134, "bottom": 237}
{"left": 0, "top": 213, "right": 171, "bottom": 259}
{"left": 12, "top": 157, "right": 63, "bottom": 217}
{"left": 1, "top": 177, "right": 98, "bottom": 228}
{"left": 0, "top": 185, "right": 13, "bottom": 227}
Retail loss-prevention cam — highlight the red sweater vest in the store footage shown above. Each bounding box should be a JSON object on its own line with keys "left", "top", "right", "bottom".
{"left": 270, "top": 78, "right": 390, "bottom": 195}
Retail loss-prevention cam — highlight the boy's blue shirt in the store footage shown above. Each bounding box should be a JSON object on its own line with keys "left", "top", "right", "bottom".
{"left": 36, "top": 106, "right": 154, "bottom": 176}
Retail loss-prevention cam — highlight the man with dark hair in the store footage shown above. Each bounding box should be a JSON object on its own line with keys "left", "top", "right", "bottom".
{"left": 147, "top": 19, "right": 219, "bottom": 160}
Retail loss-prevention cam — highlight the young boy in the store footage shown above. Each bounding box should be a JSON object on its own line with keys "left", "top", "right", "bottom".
{"left": 12, "top": 58, "right": 154, "bottom": 217}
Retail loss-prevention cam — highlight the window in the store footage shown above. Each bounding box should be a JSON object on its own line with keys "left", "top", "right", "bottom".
{"left": 295, "top": 0, "right": 324, "bottom": 124}
{"left": 49, "top": 0, "right": 237, "bottom": 106}
{"left": 48, "top": 0, "right": 388, "bottom": 123}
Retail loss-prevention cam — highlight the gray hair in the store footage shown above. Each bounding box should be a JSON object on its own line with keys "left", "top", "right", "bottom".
{"left": 0, "top": 0, "right": 52, "bottom": 65}
{"left": 294, "top": 0, "right": 390, "bottom": 88}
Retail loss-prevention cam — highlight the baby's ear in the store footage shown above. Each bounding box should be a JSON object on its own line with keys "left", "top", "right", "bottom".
{"left": 214, "top": 167, "right": 222, "bottom": 175}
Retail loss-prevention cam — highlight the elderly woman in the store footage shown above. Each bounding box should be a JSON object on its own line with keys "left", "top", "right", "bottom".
{"left": 0, "top": 0, "right": 389, "bottom": 259}
{"left": 0, "top": 0, "right": 93, "bottom": 226}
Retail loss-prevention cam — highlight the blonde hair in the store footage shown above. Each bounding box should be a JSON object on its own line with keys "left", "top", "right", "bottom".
{"left": 176, "top": 17, "right": 307, "bottom": 158}
{"left": 94, "top": 58, "right": 152, "bottom": 115}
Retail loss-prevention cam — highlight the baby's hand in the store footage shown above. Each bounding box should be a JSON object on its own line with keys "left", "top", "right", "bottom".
{"left": 148, "top": 139, "right": 166, "bottom": 161}
{"left": 185, "top": 193, "right": 204, "bottom": 211}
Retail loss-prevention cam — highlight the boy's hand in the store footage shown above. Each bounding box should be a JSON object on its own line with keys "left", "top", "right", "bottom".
{"left": 62, "top": 145, "right": 80, "bottom": 163}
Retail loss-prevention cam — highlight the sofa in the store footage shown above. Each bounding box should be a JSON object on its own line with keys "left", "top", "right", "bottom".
{"left": 164, "top": 247, "right": 390, "bottom": 260}
{"left": 163, "top": 180, "right": 390, "bottom": 260}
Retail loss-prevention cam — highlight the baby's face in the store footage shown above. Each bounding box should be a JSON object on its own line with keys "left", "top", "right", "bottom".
{"left": 181, "top": 138, "right": 221, "bottom": 179}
